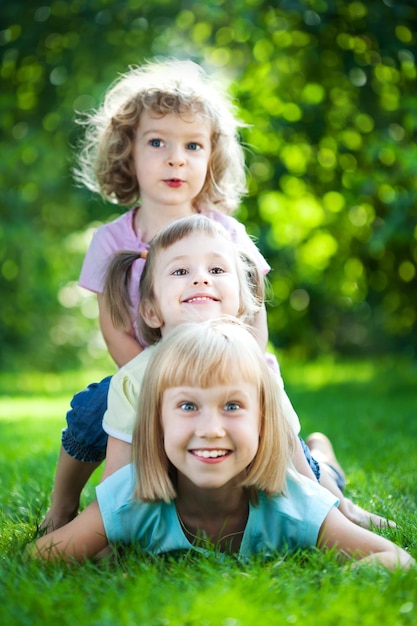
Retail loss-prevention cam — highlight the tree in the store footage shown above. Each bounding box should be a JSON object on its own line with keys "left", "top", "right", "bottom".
{"left": 1, "top": 0, "right": 416, "bottom": 370}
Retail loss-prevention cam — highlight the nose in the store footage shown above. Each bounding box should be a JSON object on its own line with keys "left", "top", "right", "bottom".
{"left": 168, "top": 144, "right": 185, "bottom": 167}
{"left": 193, "top": 276, "right": 209, "bottom": 285}
{"left": 195, "top": 408, "right": 226, "bottom": 439}
{"left": 192, "top": 267, "right": 211, "bottom": 285}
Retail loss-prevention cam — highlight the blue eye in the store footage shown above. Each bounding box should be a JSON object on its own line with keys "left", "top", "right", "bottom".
{"left": 180, "top": 402, "right": 197, "bottom": 411}
{"left": 224, "top": 402, "right": 240, "bottom": 411}
{"left": 172, "top": 268, "right": 188, "bottom": 276}
{"left": 150, "top": 138, "right": 162, "bottom": 147}
{"left": 187, "top": 142, "right": 200, "bottom": 151}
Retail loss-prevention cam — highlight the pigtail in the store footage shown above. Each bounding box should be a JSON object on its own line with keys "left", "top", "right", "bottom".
{"left": 103, "top": 251, "right": 145, "bottom": 329}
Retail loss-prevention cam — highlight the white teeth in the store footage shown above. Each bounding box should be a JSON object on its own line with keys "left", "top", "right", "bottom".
{"left": 187, "top": 297, "right": 213, "bottom": 303}
{"left": 194, "top": 449, "right": 228, "bottom": 458}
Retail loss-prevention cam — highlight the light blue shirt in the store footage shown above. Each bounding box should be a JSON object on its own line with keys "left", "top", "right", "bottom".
{"left": 96, "top": 464, "right": 338, "bottom": 558}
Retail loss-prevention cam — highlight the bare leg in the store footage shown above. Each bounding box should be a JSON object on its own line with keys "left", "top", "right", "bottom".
{"left": 40, "top": 446, "right": 101, "bottom": 533}
{"left": 306, "top": 432, "right": 396, "bottom": 529}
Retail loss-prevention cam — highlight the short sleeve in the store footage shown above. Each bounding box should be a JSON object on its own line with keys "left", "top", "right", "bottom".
{"left": 78, "top": 208, "right": 148, "bottom": 296}
{"left": 97, "top": 464, "right": 192, "bottom": 553}
{"left": 241, "top": 475, "right": 339, "bottom": 557}
{"left": 265, "top": 354, "right": 300, "bottom": 435}
{"left": 79, "top": 225, "right": 116, "bottom": 294}
{"left": 102, "top": 372, "right": 138, "bottom": 443}
{"left": 102, "top": 348, "right": 154, "bottom": 441}
{"left": 96, "top": 464, "right": 137, "bottom": 543}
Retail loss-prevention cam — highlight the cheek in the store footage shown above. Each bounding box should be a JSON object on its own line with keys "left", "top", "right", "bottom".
{"left": 240, "top": 421, "right": 260, "bottom": 454}
{"left": 196, "top": 157, "right": 210, "bottom": 177}
{"left": 163, "top": 423, "right": 181, "bottom": 448}
{"left": 162, "top": 428, "right": 173, "bottom": 458}
{"left": 220, "top": 279, "right": 240, "bottom": 304}
{"left": 135, "top": 151, "right": 155, "bottom": 175}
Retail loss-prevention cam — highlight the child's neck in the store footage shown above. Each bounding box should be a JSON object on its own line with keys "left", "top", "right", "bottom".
{"left": 134, "top": 203, "right": 198, "bottom": 242}
{"left": 175, "top": 474, "right": 249, "bottom": 553}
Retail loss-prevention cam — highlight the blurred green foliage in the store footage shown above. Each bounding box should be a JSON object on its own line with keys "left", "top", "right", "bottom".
{"left": 1, "top": 0, "right": 416, "bottom": 371}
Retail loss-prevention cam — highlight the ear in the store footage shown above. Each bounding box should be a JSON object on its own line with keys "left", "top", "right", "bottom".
{"left": 140, "top": 299, "right": 163, "bottom": 329}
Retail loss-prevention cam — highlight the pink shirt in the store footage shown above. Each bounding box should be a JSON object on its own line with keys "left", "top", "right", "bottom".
{"left": 79, "top": 206, "right": 270, "bottom": 346}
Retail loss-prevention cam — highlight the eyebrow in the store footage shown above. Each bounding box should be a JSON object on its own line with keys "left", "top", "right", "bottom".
{"left": 167, "top": 386, "right": 255, "bottom": 400}
{"left": 166, "top": 251, "right": 232, "bottom": 264}
{"left": 141, "top": 129, "right": 210, "bottom": 139}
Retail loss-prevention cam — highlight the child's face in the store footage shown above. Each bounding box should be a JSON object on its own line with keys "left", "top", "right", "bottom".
{"left": 142, "top": 233, "right": 242, "bottom": 335}
{"left": 162, "top": 382, "right": 260, "bottom": 491}
{"left": 134, "top": 111, "right": 211, "bottom": 211}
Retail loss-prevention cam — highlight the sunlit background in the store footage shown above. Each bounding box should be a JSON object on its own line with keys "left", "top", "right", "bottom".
{"left": 1, "top": 0, "right": 416, "bottom": 370}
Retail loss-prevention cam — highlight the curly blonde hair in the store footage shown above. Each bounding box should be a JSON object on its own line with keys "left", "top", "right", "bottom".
{"left": 74, "top": 59, "right": 247, "bottom": 213}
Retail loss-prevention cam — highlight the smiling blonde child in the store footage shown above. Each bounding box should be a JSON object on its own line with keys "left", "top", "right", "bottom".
{"left": 33, "top": 318, "right": 414, "bottom": 570}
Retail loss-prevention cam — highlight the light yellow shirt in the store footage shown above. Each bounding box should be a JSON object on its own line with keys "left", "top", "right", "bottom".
{"left": 103, "top": 346, "right": 155, "bottom": 442}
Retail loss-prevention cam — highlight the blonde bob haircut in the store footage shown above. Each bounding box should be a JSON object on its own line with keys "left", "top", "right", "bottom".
{"left": 103, "top": 214, "right": 263, "bottom": 346}
{"left": 74, "top": 58, "right": 247, "bottom": 212}
{"left": 132, "top": 317, "right": 295, "bottom": 504}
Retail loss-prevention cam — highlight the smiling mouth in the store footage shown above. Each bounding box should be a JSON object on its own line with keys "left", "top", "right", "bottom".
{"left": 192, "top": 449, "right": 230, "bottom": 459}
{"left": 183, "top": 296, "right": 218, "bottom": 304}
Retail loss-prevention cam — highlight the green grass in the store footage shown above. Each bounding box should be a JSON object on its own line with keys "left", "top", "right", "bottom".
{"left": 0, "top": 359, "right": 416, "bottom": 626}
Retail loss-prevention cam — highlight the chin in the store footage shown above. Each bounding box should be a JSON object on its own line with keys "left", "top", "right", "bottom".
{"left": 183, "top": 308, "right": 221, "bottom": 323}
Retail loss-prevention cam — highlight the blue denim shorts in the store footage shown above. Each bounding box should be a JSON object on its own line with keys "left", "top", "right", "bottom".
{"left": 299, "top": 437, "right": 345, "bottom": 492}
{"left": 61, "top": 376, "right": 112, "bottom": 463}
{"left": 299, "top": 437, "right": 321, "bottom": 482}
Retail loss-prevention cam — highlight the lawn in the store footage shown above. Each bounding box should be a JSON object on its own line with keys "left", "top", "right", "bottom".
{"left": 0, "top": 358, "right": 416, "bottom": 626}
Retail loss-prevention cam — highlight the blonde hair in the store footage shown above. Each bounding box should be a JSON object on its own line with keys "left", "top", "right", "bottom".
{"left": 133, "top": 317, "right": 294, "bottom": 503}
{"left": 103, "top": 214, "right": 263, "bottom": 345}
{"left": 74, "top": 58, "right": 247, "bottom": 212}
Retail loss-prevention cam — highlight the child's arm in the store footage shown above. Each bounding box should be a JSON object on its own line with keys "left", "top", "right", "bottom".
{"left": 318, "top": 506, "right": 414, "bottom": 570}
{"left": 101, "top": 436, "right": 132, "bottom": 482}
{"left": 98, "top": 294, "right": 143, "bottom": 367}
{"left": 32, "top": 500, "right": 108, "bottom": 562}
{"left": 101, "top": 355, "right": 148, "bottom": 480}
